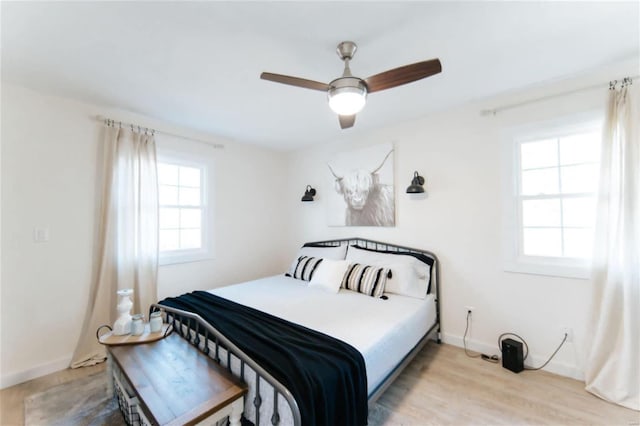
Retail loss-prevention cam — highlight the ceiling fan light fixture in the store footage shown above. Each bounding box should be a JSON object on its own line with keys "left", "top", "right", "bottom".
{"left": 261, "top": 41, "right": 442, "bottom": 129}
{"left": 327, "top": 78, "right": 367, "bottom": 115}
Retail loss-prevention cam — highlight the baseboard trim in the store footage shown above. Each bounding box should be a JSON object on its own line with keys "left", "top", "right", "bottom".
{"left": 0, "top": 354, "right": 72, "bottom": 389}
{"left": 0, "top": 335, "right": 585, "bottom": 388}
{"left": 442, "top": 332, "right": 584, "bottom": 381}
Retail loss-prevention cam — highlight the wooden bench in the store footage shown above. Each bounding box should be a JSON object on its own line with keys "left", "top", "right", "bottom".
{"left": 108, "top": 333, "right": 247, "bottom": 426}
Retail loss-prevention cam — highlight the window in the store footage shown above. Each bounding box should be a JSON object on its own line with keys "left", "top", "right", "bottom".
{"left": 504, "top": 116, "right": 602, "bottom": 278}
{"left": 157, "top": 156, "right": 212, "bottom": 265}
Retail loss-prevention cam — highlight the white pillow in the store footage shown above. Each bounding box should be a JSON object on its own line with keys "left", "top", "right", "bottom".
{"left": 346, "top": 245, "right": 429, "bottom": 299}
{"left": 287, "top": 245, "right": 347, "bottom": 276}
{"left": 383, "top": 263, "right": 425, "bottom": 299}
{"left": 309, "top": 259, "right": 351, "bottom": 293}
{"left": 298, "top": 245, "right": 347, "bottom": 260}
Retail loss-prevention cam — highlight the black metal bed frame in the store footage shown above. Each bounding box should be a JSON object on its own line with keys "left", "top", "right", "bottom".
{"left": 152, "top": 237, "right": 441, "bottom": 426}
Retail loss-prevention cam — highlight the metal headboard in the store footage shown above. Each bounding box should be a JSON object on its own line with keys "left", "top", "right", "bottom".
{"left": 305, "top": 237, "right": 440, "bottom": 332}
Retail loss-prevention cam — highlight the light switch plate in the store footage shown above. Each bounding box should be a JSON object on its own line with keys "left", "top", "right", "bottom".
{"left": 33, "top": 227, "right": 50, "bottom": 243}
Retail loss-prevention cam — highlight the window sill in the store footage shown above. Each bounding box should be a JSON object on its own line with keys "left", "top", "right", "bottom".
{"left": 503, "top": 258, "right": 591, "bottom": 280}
{"left": 159, "top": 250, "right": 214, "bottom": 266}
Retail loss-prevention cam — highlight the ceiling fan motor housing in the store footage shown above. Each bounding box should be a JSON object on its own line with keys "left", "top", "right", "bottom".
{"left": 329, "top": 77, "right": 368, "bottom": 93}
{"left": 336, "top": 41, "right": 357, "bottom": 60}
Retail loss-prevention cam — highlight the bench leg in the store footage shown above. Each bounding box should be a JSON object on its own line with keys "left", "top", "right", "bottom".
{"left": 106, "top": 354, "right": 114, "bottom": 398}
{"left": 229, "top": 398, "right": 243, "bottom": 426}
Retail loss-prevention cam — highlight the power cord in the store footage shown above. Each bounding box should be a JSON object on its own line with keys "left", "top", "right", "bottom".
{"left": 463, "top": 310, "right": 481, "bottom": 358}
{"left": 498, "top": 332, "right": 568, "bottom": 371}
{"left": 463, "top": 310, "right": 500, "bottom": 363}
{"left": 481, "top": 353, "right": 500, "bottom": 363}
{"left": 464, "top": 311, "right": 567, "bottom": 369}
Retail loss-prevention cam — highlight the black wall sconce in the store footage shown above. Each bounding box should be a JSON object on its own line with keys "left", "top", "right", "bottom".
{"left": 406, "top": 171, "right": 425, "bottom": 193}
{"left": 301, "top": 185, "right": 316, "bottom": 202}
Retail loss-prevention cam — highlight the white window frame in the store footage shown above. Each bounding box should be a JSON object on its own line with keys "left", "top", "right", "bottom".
{"left": 157, "top": 149, "right": 215, "bottom": 266}
{"left": 502, "top": 111, "right": 602, "bottom": 279}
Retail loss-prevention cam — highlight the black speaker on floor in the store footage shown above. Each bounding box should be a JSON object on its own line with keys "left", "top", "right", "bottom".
{"left": 501, "top": 338, "right": 524, "bottom": 373}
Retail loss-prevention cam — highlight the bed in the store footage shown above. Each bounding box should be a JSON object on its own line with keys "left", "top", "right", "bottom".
{"left": 153, "top": 238, "right": 441, "bottom": 426}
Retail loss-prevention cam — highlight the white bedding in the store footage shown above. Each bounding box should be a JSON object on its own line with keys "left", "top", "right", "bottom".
{"left": 209, "top": 274, "right": 437, "bottom": 394}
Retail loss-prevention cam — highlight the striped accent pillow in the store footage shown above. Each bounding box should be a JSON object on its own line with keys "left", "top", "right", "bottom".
{"left": 341, "top": 263, "right": 389, "bottom": 298}
{"left": 287, "top": 256, "right": 324, "bottom": 281}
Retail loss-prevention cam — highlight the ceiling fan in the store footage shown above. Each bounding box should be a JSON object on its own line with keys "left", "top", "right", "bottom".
{"left": 260, "top": 41, "right": 442, "bottom": 129}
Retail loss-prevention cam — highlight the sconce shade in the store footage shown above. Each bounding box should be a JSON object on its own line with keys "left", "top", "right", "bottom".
{"left": 406, "top": 171, "right": 425, "bottom": 193}
{"left": 301, "top": 185, "right": 317, "bottom": 202}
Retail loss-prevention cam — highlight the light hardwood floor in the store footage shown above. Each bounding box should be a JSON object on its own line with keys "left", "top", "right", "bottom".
{"left": 0, "top": 363, "right": 105, "bottom": 426}
{"left": 372, "top": 342, "right": 638, "bottom": 425}
{"left": 1, "top": 342, "right": 637, "bottom": 425}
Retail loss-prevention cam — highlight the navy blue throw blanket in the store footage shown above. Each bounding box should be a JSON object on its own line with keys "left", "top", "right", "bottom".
{"left": 159, "top": 291, "right": 368, "bottom": 426}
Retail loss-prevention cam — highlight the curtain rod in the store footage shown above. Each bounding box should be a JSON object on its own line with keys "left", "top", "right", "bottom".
{"left": 95, "top": 115, "right": 224, "bottom": 149}
{"left": 480, "top": 74, "right": 638, "bottom": 116}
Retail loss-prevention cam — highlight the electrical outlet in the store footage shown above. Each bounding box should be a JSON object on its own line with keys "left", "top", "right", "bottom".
{"left": 465, "top": 305, "right": 475, "bottom": 314}
{"left": 561, "top": 327, "right": 573, "bottom": 343}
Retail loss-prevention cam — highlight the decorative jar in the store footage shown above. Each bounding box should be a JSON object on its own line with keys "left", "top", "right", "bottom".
{"left": 149, "top": 311, "right": 163, "bottom": 333}
{"left": 131, "top": 314, "right": 144, "bottom": 336}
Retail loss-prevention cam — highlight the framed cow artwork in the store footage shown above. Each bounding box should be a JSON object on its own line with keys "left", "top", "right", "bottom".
{"left": 327, "top": 143, "right": 395, "bottom": 227}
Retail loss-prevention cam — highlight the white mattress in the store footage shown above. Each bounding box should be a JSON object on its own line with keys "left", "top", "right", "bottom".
{"left": 209, "top": 274, "right": 437, "bottom": 393}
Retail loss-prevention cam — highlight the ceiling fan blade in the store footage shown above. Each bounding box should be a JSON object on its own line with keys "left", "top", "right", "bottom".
{"left": 339, "top": 114, "right": 356, "bottom": 129}
{"left": 260, "top": 72, "right": 330, "bottom": 92}
{"left": 364, "top": 58, "right": 442, "bottom": 93}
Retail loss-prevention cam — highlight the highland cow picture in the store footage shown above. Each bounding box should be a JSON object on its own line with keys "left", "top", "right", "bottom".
{"left": 327, "top": 143, "right": 395, "bottom": 227}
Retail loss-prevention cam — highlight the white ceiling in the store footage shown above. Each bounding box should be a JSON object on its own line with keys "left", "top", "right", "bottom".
{"left": 2, "top": 1, "right": 638, "bottom": 151}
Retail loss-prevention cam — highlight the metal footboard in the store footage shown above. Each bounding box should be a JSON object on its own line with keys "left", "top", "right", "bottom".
{"left": 150, "top": 303, "right": 302, "bottom": 426}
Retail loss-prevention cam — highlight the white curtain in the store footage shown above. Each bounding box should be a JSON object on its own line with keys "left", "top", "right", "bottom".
{"left": 71, "top": 124, "right": 158, "bottom": 368}
{"left": 585, "top": 81, "right": 639, "bottom": 410}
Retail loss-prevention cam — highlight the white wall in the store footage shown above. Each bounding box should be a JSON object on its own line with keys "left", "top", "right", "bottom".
{"left": 284, "top": 61, "right": 637, "bottom": 380}
{"left": 1, "top": 85, "right": 100, "bottom": 387}
{"left": 0, "top": 84, "right": 289, "bottom": 387}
